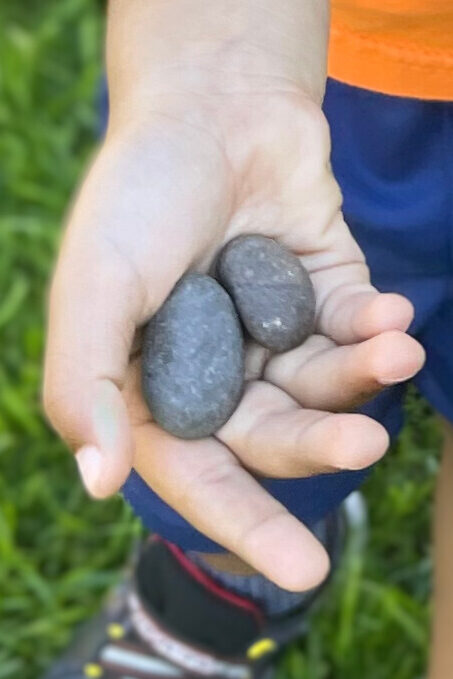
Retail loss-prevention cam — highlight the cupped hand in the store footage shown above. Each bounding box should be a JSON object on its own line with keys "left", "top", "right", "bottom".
{"left": 44, "top": 93, "right": 425, "bottom": 589}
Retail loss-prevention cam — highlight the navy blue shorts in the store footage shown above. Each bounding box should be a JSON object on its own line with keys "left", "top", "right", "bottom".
{"left": 116, "top": 80, "right": 453, "bottom": 551}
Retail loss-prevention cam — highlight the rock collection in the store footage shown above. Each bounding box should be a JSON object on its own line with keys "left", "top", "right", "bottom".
{"left": 142, "top": 236, "right": 316, "bottom": 439}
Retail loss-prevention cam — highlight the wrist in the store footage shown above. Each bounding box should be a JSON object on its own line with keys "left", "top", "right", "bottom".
{"left": 106, "top": 0, "right": 329, "bottom": 126}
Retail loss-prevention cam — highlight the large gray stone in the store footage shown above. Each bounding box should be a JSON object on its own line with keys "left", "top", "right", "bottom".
{"left": 217, "top": 235, "right": 315, "bottom": 352}
{"left": 142, "top": 273, "right": 244, "bottom": 439}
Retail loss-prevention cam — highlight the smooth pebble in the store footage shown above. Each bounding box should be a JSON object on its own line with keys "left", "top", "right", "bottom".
{"left": 142, "top": 273, "right": 244, "bottom": 439}
{"left": 217, "top": 235, "right": 316, "bottom": 353}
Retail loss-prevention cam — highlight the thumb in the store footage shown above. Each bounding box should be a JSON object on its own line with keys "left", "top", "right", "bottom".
{"left": 44, "top": 234, "right": 142, "bottom": 498}
{"left": 43, "top": 130, "right": 221, "bottom": 497}
{"left": 44, "top": 222, "right": 186, "bottom": 499}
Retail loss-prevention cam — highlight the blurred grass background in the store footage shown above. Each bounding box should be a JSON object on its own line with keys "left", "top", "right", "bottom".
{"left": 0, "top": 1, "right": 441, "bottom": 678}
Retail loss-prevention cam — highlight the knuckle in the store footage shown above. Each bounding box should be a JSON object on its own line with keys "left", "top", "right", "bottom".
{"left": 42, "top": 372, "right": 84, "bottom": 448}
{"left": 182, "top": 455, "right": 239, "bottom": 502}
{"left": 42, "top": 376, "right": 63, "bottom": 427}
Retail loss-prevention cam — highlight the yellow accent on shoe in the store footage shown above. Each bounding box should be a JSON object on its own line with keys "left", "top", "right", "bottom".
{"left": 107, "top": 622, "right": 125, "bottom": 639}
{"left": 247, "top": 638, "right": 277, "bottom": 660}
{"left": 84, "top": 663, "right": 103, "bottom": 677}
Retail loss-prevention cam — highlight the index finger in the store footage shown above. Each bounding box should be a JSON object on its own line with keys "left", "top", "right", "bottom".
{"left": 132, "top": 422, "right": 330, "bottom": 592}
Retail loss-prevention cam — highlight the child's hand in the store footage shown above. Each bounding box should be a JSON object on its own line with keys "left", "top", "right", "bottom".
{"left": 43, "top": 95, "right": 424, "bottom": 589}
{"left": 44, "top": 0, "right": 425, "bottom": 589}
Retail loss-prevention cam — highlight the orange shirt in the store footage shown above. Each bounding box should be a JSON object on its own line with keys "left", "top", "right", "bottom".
{"left": 329, "top": 1, "right": 453, "bottom": 100}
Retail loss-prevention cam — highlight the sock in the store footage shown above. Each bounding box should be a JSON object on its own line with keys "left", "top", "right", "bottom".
{"left": 187, "top": 516, "right": 333, "bottom": 616}
{"left": 186, "top": 554, "right": 311, "bottom": 615}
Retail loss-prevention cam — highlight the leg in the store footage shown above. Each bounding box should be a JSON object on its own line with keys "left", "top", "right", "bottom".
{"left": 428, "top": 417, "right": 453, "bottom": 679}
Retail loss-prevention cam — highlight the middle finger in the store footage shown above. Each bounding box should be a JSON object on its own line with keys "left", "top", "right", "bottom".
{"left": 264, "top": 330, "right": 425, "bottom": 411}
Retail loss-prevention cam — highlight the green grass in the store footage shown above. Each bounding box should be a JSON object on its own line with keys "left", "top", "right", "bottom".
{"left": 0, "top": 2, "right": 440, "bottom": 678}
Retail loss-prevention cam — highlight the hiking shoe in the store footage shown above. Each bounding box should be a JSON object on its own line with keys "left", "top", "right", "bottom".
{"left": 42, "top": 507, "right": 347, "bottom": 679}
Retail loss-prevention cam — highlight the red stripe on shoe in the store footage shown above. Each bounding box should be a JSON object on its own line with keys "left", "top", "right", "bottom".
{"left": 157, "top": 538, "right": 264, "bottom": 627}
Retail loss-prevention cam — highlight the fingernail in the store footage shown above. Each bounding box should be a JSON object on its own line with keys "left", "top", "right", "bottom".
{"left": 76, "top": 445, "right": 104, "bottom": 498}
{"left": 379, "top": 370, "right": 419, "bottom": 386}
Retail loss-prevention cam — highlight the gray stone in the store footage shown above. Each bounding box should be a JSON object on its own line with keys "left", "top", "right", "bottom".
{"left": 217, "top": 235, "right": 315, "bottom": 353}
{"left": 142, "top": 273, "right": 244, "bottom": 439}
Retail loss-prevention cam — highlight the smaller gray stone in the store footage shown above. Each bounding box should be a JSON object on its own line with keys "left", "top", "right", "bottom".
{"left": 142, "top": 273, "right": 244, "bottom": 439}
{"left": 217, "top": 235, "right": 315, "bottom": 353}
